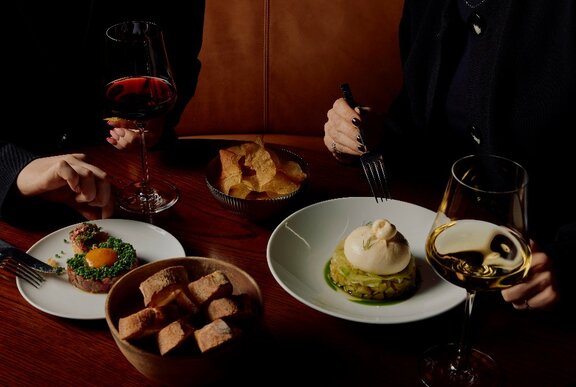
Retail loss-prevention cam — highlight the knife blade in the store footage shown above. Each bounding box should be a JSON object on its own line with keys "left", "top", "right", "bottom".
{"left": 0, "top": 239, "right": 61, "bottom": 274}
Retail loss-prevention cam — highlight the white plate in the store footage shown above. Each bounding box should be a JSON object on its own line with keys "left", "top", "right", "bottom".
{"left": 16, "top": 219, "right": 185, "bottom": 320}
{"left": 267, "top": 197, "right": 466, "bottom": 324}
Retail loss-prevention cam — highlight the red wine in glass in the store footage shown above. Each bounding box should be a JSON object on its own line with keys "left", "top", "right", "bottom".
{"left": 104, "top": 21, "right": 180, "bottom": 216}
{"left": 105, "top": 76, "right": 176, "bottom": 121}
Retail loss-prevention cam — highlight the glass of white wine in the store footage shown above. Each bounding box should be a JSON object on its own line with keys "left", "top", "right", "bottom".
{"left": 419, "top": 154, "right": 531, "bottom": 387}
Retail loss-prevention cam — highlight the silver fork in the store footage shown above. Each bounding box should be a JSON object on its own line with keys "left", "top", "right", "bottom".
{"left": 340, "top": 83, "right": 391, "bottom": 202}
{"left": 0, "top": 256, "right": 45, "bottom": 288}
{"left": 359, "top": 147, "right": 391, "bottom": 202}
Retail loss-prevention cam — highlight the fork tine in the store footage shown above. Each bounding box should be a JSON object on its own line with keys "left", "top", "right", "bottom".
{"left": 9, "top": 262, "right": 44, "bottom": 288}
{"left": 0, "top": 259, "right": 40, "bottom": 287}
{"left": 370, "top": 162, "right": 387, "bottom": 202}
{"left": 367, "top": 162, "right": 384, "bottom": 203}
{"left": 360, "top": 159, "right": 379, "bottom": 202}
{"left": 0, "top": 258, "right": 44, "bottom": 288}
{"left": 374, "top": 159, "right": 391, "bottom": 201}
{"left": 14, "top": 259, "right": 46, "bottom": 287}
{"left": 361, "top": 155, "right": 391, "bottom": 202}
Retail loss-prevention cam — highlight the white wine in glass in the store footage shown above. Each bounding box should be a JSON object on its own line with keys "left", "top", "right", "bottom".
{"left": 104, "top": 20, "right": 179, "bottom": 215}
{"left": 420, "top": 154, "right": 532, "bottom": 387}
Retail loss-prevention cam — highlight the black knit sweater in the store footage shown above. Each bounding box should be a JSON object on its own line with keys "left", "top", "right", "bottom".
{"left": 383, "top": 0, "right": 575, "bottom": 299}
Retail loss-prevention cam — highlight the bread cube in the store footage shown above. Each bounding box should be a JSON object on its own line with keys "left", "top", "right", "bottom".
{"left": 157, "top": 319, "right": 196, "bottom": 355}
{"left": 139, "top": 265, "right": 190, "bottom": 307}
{"left": 118, "top": 305, "right": 178, "bottom": 340}
{"left": 205, "top": 297, "right": 240, "bottom": 321}
{"left": 187, "top": 270, "right": 233, "bottom": 306}
{"left": 193, "top": 318, "right": 240, "bottom": 353}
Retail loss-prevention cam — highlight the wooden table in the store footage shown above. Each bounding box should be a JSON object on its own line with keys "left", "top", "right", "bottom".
{"left": 1, "top": 138, "right": 574, "bottom": 387}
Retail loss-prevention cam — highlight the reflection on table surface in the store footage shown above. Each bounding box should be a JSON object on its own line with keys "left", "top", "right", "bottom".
{"left": 1, "top": 138, "right": 574, "bottom": 386}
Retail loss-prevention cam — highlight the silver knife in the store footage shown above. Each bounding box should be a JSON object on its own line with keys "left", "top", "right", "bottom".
{"left": 0, "top": 239, "right": 61, "bottom": 274}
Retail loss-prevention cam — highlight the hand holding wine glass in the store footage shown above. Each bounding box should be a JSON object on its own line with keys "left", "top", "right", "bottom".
{"left": 420, "top": 154, "right": 531, "bottom": 387}
{"left": 106, "top": 117, "right": 165, "bottom": 151}
{"left": 104, "top": 20, "right": 179, "bottom": 215}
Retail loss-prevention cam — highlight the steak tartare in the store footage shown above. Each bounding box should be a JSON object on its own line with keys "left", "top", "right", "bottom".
{"left": 67, "top": 236, "right": 138, "bottom": 293}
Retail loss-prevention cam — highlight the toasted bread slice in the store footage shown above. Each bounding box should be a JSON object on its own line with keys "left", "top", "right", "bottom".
{"left": 193, "top": 318, "right": 240, "bottom": 353}
{"left": 139, "top": 265, "right": 189, "bottom": 307}
{"left": 205, "top": 297, "right": 240, "bottom": 321}
{"left": 157, "top": 318, "right": 196, "bottom": 355}
{"left": 173, "top": 288, "right": 200, "bottom": 315}
{"left": 118, "top": 305, "right": 178, "bottom": 340}
{"left": 206, "top": 294, "right": 256, "bottom": 322}
{"left": 187, "top": 270, "right": 233, "bottom": 306}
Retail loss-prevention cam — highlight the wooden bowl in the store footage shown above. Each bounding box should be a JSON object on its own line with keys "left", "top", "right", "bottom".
{"left": 105, "top": 257, "right": 263, "bottom": 386}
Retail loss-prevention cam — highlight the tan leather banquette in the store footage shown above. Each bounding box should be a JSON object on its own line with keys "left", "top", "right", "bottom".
{"left": 175, "top": 0, "right": 404, "bottom": 149}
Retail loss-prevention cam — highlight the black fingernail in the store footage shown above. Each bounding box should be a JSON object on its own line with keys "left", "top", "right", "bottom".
{"left": 356, "top": 134, "right": 362, "bottom": 142}
{"left": 357, "top": 144, "right": 366, "bottom": 152}
{"left": 351, "top": 118, "right": 360, "bottom": 127}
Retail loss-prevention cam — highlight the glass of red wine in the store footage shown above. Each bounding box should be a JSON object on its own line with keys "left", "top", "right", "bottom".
{"left": 104, "top": 21, "right": 179, "bottom": 215}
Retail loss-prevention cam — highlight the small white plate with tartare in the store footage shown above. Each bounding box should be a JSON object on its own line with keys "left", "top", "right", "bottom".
{"left": 16, "top": 218, "right": 185, "bottom": 320}
{"left": 267, "top": 197, "right": 466, "bottom": 324}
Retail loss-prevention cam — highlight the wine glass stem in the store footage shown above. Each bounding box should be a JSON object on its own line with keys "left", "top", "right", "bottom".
{"left": 136, "top": 122, "right": 151, "bottom": 189}
{"left": 455, "top": 290, "right": 477, "bottom": 371}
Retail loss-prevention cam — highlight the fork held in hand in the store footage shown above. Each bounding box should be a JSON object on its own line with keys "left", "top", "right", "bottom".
{"left": 360, "top": 152, "right": 392, "bottom": 202}
{"left": 0, "top": 257, "right": 45, "bottom": 288}
{"left": 340, "top": 83, "right": 391, "bottom": 202}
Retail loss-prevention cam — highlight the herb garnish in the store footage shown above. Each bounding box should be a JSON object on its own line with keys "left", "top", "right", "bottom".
{"left": 67, "top": 237, "right": 136, "bottom": 280}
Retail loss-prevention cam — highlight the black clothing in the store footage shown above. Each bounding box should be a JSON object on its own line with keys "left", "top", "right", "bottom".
{"left": 0, "top": 1, "right": 204, "bottom": 220}
{"left": 383, "top": 0, "right": 576, "bottom": 300}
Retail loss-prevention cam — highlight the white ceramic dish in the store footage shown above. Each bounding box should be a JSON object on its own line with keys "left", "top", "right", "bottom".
{"left": 267, "top": 197, "right": 466, "bottom": 324}
{"left": 16, "top": 219, "right": 185, "bottom": 320}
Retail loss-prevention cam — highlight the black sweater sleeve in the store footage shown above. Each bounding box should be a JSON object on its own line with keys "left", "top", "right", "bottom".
{"left": 0, "top": 142, "right": 37, "bottom": 219}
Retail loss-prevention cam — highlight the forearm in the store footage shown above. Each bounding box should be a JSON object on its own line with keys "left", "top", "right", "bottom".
{"left": 0, "top": 142, "right": 37, "bottom": 217}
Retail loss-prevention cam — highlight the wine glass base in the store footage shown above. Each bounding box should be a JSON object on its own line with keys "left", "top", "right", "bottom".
{"left": 117, "top": 179, "right": 180, "bottom": 215}
{"left": 419, "top": 343, "right": 501, "bottom": 387}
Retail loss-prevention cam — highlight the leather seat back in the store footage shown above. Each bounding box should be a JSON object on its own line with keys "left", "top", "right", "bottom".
{"left": 175, "top": 0, "right": 404, "bottom": 138}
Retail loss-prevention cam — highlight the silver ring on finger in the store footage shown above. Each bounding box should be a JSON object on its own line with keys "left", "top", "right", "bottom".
{"left": 331, "top": 141, "right": 339, "bottom": 154}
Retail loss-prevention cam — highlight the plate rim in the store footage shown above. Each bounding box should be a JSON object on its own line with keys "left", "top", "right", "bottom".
{"left": 16, "top": 218, "right": 185, "bottom": 320}
{"left": 266, "top": 196, "right": 466, "bottom": 324}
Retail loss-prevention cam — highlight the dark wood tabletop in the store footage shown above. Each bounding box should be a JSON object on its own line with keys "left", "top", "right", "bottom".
{"left": 1, "top": 138, "right": 574, "bottom": 387}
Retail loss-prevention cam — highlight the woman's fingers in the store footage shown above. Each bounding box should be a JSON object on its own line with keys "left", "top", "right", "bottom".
{"left": 325, "top": 98, "right": 364, "bottom": 156}
{"left": 17, "top": 154, "right": 114, "bottom": 219}
{"left": 107, "top": 127, "right": 140, "bottom": 150}
{"left": 501, "top": 249, "right": 560, "bottom": 310}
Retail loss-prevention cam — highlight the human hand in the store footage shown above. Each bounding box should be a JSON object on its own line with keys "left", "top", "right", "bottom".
{"left": 501, "top": 241, "right": 560, "bottom": 311}
{"left": 16, "top": 154, "right": 114, "bottom": 220}
{"left": 324, "top": 98, "right": 364, "bottom": 162}
{"left": 324, "top": 98, "right": 384, "bottom": 163}
{"left": 105, "top": 117, "right": 165, "bottom": 150}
